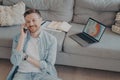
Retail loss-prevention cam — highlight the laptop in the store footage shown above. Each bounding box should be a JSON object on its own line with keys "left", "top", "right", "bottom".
{"left": 69, "top": 18, "right": 106, "bottom": 47}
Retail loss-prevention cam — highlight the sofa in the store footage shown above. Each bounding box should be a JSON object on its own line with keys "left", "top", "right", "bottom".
{"left": 0, "top": 0, "right": 120, "bottom": 72}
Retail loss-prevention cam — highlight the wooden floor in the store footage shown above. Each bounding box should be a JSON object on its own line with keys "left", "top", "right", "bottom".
{"left": 0, "top": 59, "right": 120, "bottom": 80}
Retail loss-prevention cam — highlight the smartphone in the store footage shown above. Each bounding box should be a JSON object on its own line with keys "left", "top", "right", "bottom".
{"left": 23, "top": 27, "right": 28, "bottom": 33}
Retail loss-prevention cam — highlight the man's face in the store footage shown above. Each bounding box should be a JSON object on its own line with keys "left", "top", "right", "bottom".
{"left": 25, "top": 13, "right": 42, "bottom": 33}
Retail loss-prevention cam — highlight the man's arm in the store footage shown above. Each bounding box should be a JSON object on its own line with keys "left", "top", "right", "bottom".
{"left": 25, "top": 56, "right": 40, "bottom": 68}
{"left": 40, "top": 36, "right": 57, "bottom": 71}
{"left": 16, "top": 24, "right": 26, "bottom": 51}
{"left": 10, "top": 24, "right": 27, "bottom": 65}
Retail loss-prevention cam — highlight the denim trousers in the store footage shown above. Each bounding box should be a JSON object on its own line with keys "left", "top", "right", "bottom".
{"left": 13, "top": 72, "right": 61, "bottom": 80}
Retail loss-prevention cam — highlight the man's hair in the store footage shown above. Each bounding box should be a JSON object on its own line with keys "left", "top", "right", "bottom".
{"left": 24, "top": 9, "right": 41, "bottom": 17}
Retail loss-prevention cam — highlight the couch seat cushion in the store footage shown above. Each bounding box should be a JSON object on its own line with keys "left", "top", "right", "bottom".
{"left": 0, "top": 25, "right": 20, "bottom": 47}
{"left": 64, "top": 23, "right": 120, "bottom": 60}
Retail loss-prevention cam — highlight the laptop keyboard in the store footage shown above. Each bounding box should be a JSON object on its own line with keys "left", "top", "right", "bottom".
{"left": 70, "top": 35, "right": 88, "bottom": 46}
{"left": 76, "top": 33, "right": 95, "bottom": 43}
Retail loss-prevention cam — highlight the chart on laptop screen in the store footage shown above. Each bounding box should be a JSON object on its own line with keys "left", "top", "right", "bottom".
{"left": 84, "top": 19, "right": 106, "bottom": 40}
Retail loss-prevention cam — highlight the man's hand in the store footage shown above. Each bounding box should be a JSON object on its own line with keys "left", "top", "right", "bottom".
{"left": 20, "top": 23, "right": 27, "bottom": 37}
{"left": 24, "top": 55, "right": 40, "bottom": 69}
{"left": 16, "top": 24, "right": 27, "bottom": 51}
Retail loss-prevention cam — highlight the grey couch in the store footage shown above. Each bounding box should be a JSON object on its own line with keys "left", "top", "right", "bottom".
{"left": 0, "top": 0, "right": 120, "bottom": 72}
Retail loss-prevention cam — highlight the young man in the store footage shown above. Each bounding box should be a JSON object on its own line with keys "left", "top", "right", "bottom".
{"left": 7, "top": 9, "right": 61, "bottom": 80}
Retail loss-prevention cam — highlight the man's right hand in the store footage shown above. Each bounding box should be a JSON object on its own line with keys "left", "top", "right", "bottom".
{"left": 20, "top": 24, "right": 27, "bottom": 38}
{"left": 16, "top": 24, "right": 27, "bottom": 51}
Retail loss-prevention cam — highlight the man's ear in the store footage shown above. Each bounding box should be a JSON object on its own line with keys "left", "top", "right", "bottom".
{"left": 25, "top": 23, "right": 27, "bottom": 26}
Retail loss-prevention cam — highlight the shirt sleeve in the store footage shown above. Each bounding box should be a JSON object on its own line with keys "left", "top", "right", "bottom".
{"left": 10, "top": 35, "right": 24, "bottom": 66}
{"left": 40, "top": 35, "right": 57, "bottom": 75}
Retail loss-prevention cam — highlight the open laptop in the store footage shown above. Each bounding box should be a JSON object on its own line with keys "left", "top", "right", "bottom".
{"left": 69, "top": 18, "right": 106, "bottom": 47}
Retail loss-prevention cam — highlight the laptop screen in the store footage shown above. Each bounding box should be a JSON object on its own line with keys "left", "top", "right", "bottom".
{"left": 83, "top": 18, "right": 106, "bottom": 41}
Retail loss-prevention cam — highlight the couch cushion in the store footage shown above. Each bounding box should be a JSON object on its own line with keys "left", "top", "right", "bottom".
{"left": 0, "top": 1, "right": 25, "bottom": 26}
{"left": 0, "top": 25, "right": 20, "bottom": 47}
{"left": 64, "top": 23, "right": 120, "bottom": 60}
{"left": 3, "top": 0, "right": 74, "bottom": 22}
{"left": 41, "top": 21, "right": 66, "bottom": 52}
{"left": 73, "top": 0, "right": 120, "bottom": 26}
{"left": 43, "top": 29, "right": 65, "bottom": 52}
{"left": 112, "top": 12, "right": 120, "bottom": 34}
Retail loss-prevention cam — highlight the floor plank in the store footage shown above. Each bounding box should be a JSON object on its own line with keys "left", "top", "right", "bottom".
{"left": 0, "top": 59, "right": 120, "bottom": 80}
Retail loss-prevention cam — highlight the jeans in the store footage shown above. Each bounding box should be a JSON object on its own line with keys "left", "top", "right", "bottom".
{"left": 13, "top": 72, "right": 61, "bottom": 80}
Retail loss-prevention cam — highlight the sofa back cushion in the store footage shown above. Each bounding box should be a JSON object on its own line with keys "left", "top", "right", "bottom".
{"left": 73, "top": 0, "right": 120, "bottom": 26}
{"left": 3, "top": 0, "right": 74, "bottom": 22}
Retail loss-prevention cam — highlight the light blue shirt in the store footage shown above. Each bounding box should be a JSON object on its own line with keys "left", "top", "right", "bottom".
{"left": 7, "top": 29, "right": 58, "bottom": 80}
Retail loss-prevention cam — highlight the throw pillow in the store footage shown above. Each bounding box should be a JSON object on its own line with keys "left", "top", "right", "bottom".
{"left": 112, "top": 25, "right": 120, "bottom": 34}
{"left": 41, "top": 21, "right": 66, "bottom": 52}
{"left": 0, "top": 1, "right": 25, "bottom": 26}
{"left": 112, "top": 12, "right": 120, "bottom": 34}
{"left": 47, "top": 21, "right": 72, "bottom": 32}
{"left": 42, "top": 21, "right": 72, "bottom": 32}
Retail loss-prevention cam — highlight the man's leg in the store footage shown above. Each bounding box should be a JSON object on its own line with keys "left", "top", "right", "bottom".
{"left": 13, "top": 72, "right": 32, "bottom": 80}
{"left": 34, "top": 73, "right": 61, "bottom": 80}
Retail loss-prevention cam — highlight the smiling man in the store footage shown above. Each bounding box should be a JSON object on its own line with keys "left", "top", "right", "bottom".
{"left": 7, "top": 9, "right": 61, "bottom": 80}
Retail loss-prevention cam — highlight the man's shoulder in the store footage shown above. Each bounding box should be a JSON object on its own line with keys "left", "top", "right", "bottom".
{"left": 42, "top": 30, "right": 55, "bottom": 37}
{"left": 41, "top": 30, "right": 57, "bottom": 40}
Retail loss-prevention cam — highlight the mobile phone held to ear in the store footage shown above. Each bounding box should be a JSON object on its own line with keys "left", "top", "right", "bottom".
{"left": 23, "top": 27, "right": 28, "bottom": 33}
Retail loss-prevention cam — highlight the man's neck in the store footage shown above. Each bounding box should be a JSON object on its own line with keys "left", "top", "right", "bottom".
{"left": 31, "top": 29, "right": 41, "bottom": 38}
